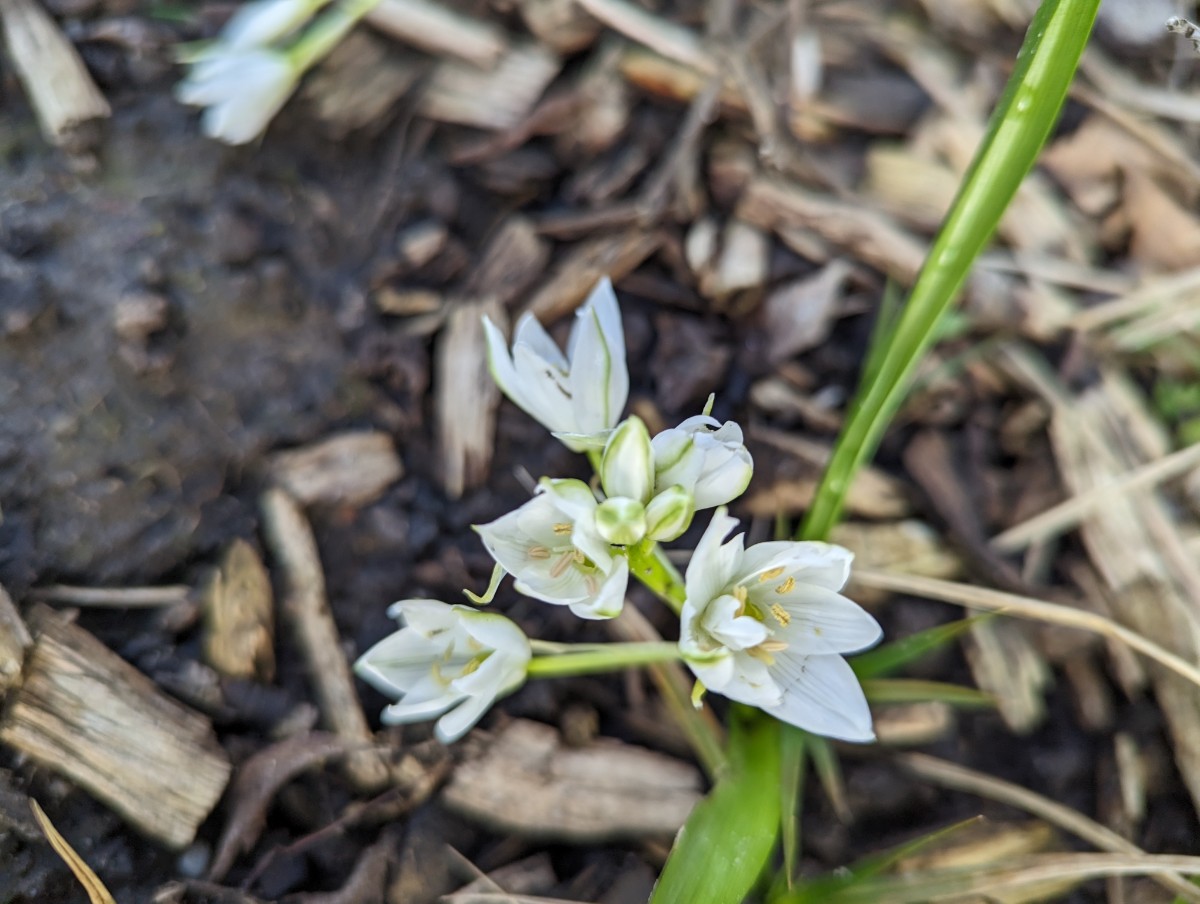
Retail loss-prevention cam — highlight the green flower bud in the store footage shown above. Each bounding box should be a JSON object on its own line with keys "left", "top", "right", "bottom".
{"left": 644, "top": 485, "right": 695, "bottom": 541}
{"left": 594, "top": 497, "right": 647, "bottom": 546}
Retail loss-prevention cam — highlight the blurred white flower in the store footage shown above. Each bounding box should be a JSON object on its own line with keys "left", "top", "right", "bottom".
{"left": 652, "top": 415, "right": 753, "bottom": 510}
{"left": 221, "top": 0, "right": 326, "bottom": 48}
{"left": 355, "top": 599, "right": 530, "bottom": 743}
{"left": 483, "top": 278, "right": 628, "bottom": 451}
{"left": 176, "top": 49, "right": 298, "bottom": 145}
{"left": 679, "top": 509, "right": 882, "bottom": 741}
{"left": 475, "top": 479, "right": 629, "bottom": 619}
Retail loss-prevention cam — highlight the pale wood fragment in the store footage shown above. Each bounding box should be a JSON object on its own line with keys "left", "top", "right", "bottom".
{"left": 736, "top": 176, "right": 927, "bottom": 285}
{"left": 269, "top": 431, "right": 403, "bottom": 508}
{"left": 366, "top": 0, "right": 507, "bottom": 68}
{"left": 873, "top": 702, "right": 955, "bottom": 747}
{"left": 436, "top": 299, "right": 502, "bottom": 499}
{"left": 442, "top": 719, "right": 701, "bottom": 842}
{"left": 202, "top": 539, "right": 275, "bottom": 682}
{"left": 0, "top": 0, "right": 110, "bottom": 146}
{"left": 260, "top": 489, "right": 389, "bottom": 791}
{"left": 0, "top": 585, "right": 30, "bottom": 694}
{"left": 420, "top": 42, "right": 560, "bottom": 131}
{"left": 835, "top": 520, "right": 962, "bottom": 606}
{"left": 303, "top": 31, "right": 421, "bottom": 138}
{"left": 522, "top": 232, "right": 663, "bottom": 322}
{"left": 0, "top": 606, "right": 230, "bottom": 849}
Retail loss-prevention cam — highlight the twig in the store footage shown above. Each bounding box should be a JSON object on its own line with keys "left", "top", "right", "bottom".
{"left": 0, "top": 0, "right": 110, "bottom": 146}
{"left": 851, "top": 568, "right": 1200, "bottom": 692}
{"left": 260, "top": 488, "right": 390, "bottom": 791}
{"left": 29, "top": 584, "right": 191, "bottom": 607}
{"left": 991, "top": 441, "right": 1200, "bottom": 553}
{"left": 896, "top": 751, "right": 1200, "bottom": 903}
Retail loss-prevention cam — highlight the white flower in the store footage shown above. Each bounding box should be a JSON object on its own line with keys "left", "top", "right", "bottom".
{"left": 221, "top": 0, "right": 325, "bottom": 49}
{"left": 679, "top": 509, "right": 882, "bottom": 742}
{"left": 355, "top": 599, "right": 530, "bottom": 743}
{"left": 483, "top": 278, "right": 629, "bottom": 451}
{"left": 474, "top": 479, "right": 629, "bottom": 619}
{"left": 176, "top": 48, "right": 298, "bottom": 144}
{"left": 652, "top": 416, "right": 753, "bottom": 510}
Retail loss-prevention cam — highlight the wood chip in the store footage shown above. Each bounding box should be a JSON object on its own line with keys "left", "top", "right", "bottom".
{"left": 737, "top": 176, "right": 927, "bottom": 285}
{"left": 760, "top": 260, "right": 853, "bottom": 363}
{"left": 442, "top": 719, "right": 702, "bottom": 842}
{"left": 421, "top": 42, "right": 561, "bottom": 131}
{"left": 522, "top": 231, "right": 662, "bottom": 322}
{"left": 269, "top": 431, "right": 403, "bottom": 508}
{"left": 873, "top": 701, "right": 955, "bottom": 747}
{"left": 304, "top": 31, "right": 423, "bottom": 138}
{"left": 366, "top": 0, "right": 508, "bottom": 68}
{"left": 0, "top": 605, "right": 230, "bottom": 849}
{"left": 834, "top": 519, "right": 962, "bottom": 606}
{"left": 0, "top": 0, "right": 110, "bottom": 147}
{"left": 437, "top": 299, "right": 503, "bottom": 499}
{"left": 260, "top": 489, "right": 390, "bottom": 791}
{"left": 201, "top": 539, "right": 275, "bottom": 682}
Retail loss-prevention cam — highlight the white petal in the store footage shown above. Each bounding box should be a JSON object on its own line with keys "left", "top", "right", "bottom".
{"left": 737, "top": 541, "right": 854, "bottom": 592}
{"left": 767, "top": 652, "right": 875, "bottom": 742}
{"left": 685, "top": 651, "right": 735, "bottom": 692}
{"left": 567, "top": 555, "right": 628, "bottom": 619}
{"left": 684, "top": 508, "right": 743, "bottom": 608}
{"left": 709, "top": 651, "right": 781, "bottom": 708}
{"left": 567, "top": 302, "right": 618, "bottom": 434}
{"left": 770, "top": 586, "right": 882, "bottom": 655}
{"left": 435, "top": 693, "right": 495, "bottom": 743}
{"left": 381, "top": 693, "right": 461, "bottom": 725}
{"left": 387, "top": 598, "right": 458, "bottom": 630}
{"left": 456, "top": 608, "right": 531, "bottom": 660}
{"left": 483, "top": 315, "right": 526, "bottom": 409}
{"left": 511, "top": 342, "right": 574, "bottom": 433}
{"left": 223, "top": 0, "right": 318, "bottom": 48}
{"left": 513, "top": 311, "right": 568, "bottom": 371}
{"left": 700, "top": 593, "right": 770, "bottom": 651}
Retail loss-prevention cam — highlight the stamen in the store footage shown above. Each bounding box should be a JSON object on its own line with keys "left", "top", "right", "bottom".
{"left": 774, "top": 576, "right": 796, "bottom": 595}
{"left": 553, "top": 522, "right": 573, "bottom": 535}
{"left": 758, "top": 566, "right": 785, "bottom": 582}
{"left": 585, "top": 574, "right": 600, "bottom": 596}
{"left": 573, "top": 549, "right": 587, "bottom": 564}
{"left": 549, "top": 553, "right": 574, "bottom": 578}
{"left": 528, "top": 545, "right": 551, "bottom": 559}
{"left": 747, "top": 646, "right": 776, "bottom": 665}
{"left": 770, "top": 603, "right": 791, "bottom": 626}
{"left": 759, "top": 639, "right": 788, "bottom": 653}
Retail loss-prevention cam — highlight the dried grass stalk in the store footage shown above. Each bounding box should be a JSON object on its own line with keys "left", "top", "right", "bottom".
{"left": 0, "top": 0, "right": 110, "bottom": 145}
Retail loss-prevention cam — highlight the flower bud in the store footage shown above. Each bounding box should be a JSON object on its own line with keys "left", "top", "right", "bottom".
{"left": 644, "top": 486, "right": 695, "bottom": 541}
{"left": 594, "top": 497, "right": 647, "bottom": 546}
{"left": 601, "top": 416, "right": 654, "bottom": 503}
{"left": 652, "top": 416, "right": 753, "bottom": 510}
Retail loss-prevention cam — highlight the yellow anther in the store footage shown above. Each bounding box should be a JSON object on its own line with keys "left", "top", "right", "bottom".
{"left": 573, "top": 549, "right": 587, "bottom": 564}
{"left": 553, "top": 522, "right": 573, "bottom": 535}
{"left": 759, "top": 639, "right": 789, "bottom": 653}
{"left": 733, "top": 585, "right": 748, "bottom": 604}
{"left": 775, "top": 576, "right": 796, "bottom": 595}
{"left": 770, "top": 603, "right": 791, "bottom": 626}
{"left": 747, "top": 646, "right": 776, "bottom": 665}
{"left": 528, "top": 545, "right": 551, "bottom": 559}
{"left": 758, "top": 566, "right": 785, "bottom": 582}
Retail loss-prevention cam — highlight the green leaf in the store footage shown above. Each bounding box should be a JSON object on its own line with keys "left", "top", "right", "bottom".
{"left": 650, "top": 708, "right": 782, "bottom": 904}
{"left": 851, "top": 617, "right": 989, "bottom": 680}
{"left": 799, "top": 0, "right": 1101, "bottom": 542}
{"left": 779, "top": 727, "right": 808, "bottom": 887}
{"left": 862, "top": 678, "right": 994, "bottom": 708}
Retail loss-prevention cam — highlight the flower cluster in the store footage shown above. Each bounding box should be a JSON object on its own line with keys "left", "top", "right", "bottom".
{"left": 357, "top": 278, "right": 881, "bottom": 743}
{"left": 176, "top": 0, "right": 378, "bottom": 144}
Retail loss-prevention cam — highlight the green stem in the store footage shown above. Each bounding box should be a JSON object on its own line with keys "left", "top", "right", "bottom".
{"left": 526, "top": 642, "right": 682, "bottom": 678}
{"left": 627, "top": 538, "right": 687, "bottom": 614}
{"left": 287, "top": 0, "right": 381, "bottom": 71}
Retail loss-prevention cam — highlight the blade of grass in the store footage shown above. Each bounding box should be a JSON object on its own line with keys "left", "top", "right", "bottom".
{"left": 861, "top": 678, "right": 994, "bottom": 708}
{"left": 851, "top": 616, "right": 988, "bottom": 680}
{"left": 650, "top": 707, "right": 781, "bottom": 904}
{"left": 30, "top": 799, "right": 118, "bottom": 904}
{"left": 779, "top": 727, "right": 808, "bottom": 887}
{"left": 800, "top": 0, "right": 1101, "bottom": 542}
{"left": 775, "top": 817, "right": 985, "bottom": 904}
